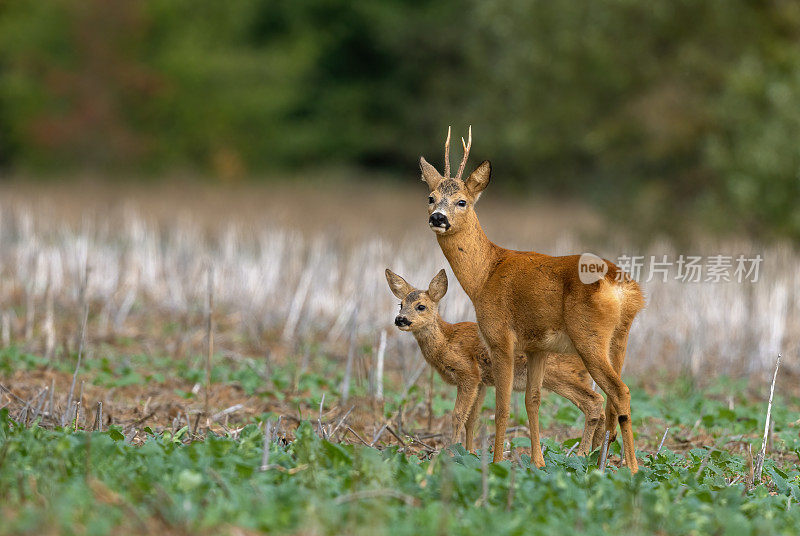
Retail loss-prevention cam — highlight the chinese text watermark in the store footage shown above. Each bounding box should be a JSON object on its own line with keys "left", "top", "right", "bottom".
{"left": 579, "top": 254, "right": 763, "bottom": 283}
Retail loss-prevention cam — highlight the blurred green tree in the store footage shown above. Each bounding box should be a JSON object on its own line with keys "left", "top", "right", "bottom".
{"left": 0, "top": 0, "right": 799, "bottom": 237}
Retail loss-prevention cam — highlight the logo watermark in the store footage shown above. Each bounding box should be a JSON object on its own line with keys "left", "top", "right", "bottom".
{"left": 578, "top": 253, "right": 608, "bottom": 284}
{"left": 578, "top": 253, "right": 763, "bottom": 284}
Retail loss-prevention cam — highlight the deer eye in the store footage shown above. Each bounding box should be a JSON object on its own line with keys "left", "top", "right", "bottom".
{"left": 457, "top": 200, "right": 467, "bottom": 207}
{"left": 428, "top": 196, "right": 434, "bottom": 204}
{"left": 416, "top": 304, "right": 426, "bottom": 311}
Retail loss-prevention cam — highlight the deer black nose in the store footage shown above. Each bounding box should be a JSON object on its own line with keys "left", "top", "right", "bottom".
{"left": 395, "top": 315, "right": 411, "bottom": 327}
{"left": 429, "top": 212, "right": 450, "bottom": 229}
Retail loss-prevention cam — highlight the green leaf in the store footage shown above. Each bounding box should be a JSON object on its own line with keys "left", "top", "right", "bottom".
{"left": 510, "top": 437, "right": 531, "bottom": 448}
{"left": 176, "top": 469, "right": 203, "bottom": 492}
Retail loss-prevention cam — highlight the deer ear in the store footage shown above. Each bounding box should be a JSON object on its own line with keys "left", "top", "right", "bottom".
{"left": 419, "top": 157, "right": 443, "bottom": 190}
{"left": 385, "top": 269, "right": 414, "bottom": 300}
{"left": 465, "top": 160, "right": 491, "bottom": 199}
{"left": 427, "top": 269, "right": 448, "bottom": 302}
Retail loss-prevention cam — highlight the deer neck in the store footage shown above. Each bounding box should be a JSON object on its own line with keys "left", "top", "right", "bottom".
{"left": 412, "top": 316, "right": 452, "bottom": 363}
{"left": 436, "top": 214, "right": 500, "bottom": 300}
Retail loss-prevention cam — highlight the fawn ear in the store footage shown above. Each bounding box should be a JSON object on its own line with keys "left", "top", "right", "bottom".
{"left": 419, "top": 157, "right": 443, "bottom": 191}
{"left": 385, "top": 269, "right": 414, "bottom": 300}
{"left": 464, "top": 160, "right": 491, "bottom": 199}
{"left": 427, "top": 269, "right": 448, "bottom": 302}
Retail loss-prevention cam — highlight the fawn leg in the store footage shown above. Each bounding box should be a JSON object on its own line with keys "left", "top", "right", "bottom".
{"left": 488, "top": 338, "right": 515, "bottom": 463}
{"left": 465, "top": 384, "right": 486, "bottom": 453}
{"left": 543, "top": 357, "right": 604, "bottom": 456}
{"left": 574, "top": 388, "right": 604, "bottom": 455}
{"left": 450, "top": 384, "right": 478, "bottom": 447}
{"left": 525, "top": 351, "right": 547, "bottom": 468}
{"left": 570, "top": 338, "right": 638, "bottom": 473}
{"left": 592, "top": 409, "right": 607, "bottom": 450}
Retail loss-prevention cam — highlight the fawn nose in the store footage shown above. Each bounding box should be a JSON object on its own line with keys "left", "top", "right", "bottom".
{"left": 429, "top": 212, "right": 450, "bottom": 229}
{"left": 394, "top": 315, "right": 411, "bottom": 327}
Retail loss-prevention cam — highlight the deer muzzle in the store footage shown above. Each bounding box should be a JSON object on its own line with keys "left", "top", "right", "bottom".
{"left": 428, "top": 212, "right": 450, "bottom": 231}
{"left": 394, "top": 315, "right": 412, "bottom": 328}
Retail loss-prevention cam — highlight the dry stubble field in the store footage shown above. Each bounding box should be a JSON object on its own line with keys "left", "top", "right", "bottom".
{"left": 1, "top": 179, "right": 799, "bottom": 535}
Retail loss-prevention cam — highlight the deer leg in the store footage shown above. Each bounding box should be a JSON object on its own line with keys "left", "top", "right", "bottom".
{"left": 604, "top": 321, "right": 633, "bottom": 444}
{"left": 569, "top": 334, "right": 638, "bottom": 473}
{"left": 525, "top": 351, "right": 547, "bottom": 468}
{"left": 465, "top": 384, "right": 486, "bottom": 453}
{"left": 450, "top": 384, "right": 478, "bottom": 447}
{"left": 488, "top": 337, "right": 515, "bottom": 463}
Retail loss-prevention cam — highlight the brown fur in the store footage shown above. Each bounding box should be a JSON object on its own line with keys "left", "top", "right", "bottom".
{"left": 419, "top": 136, "right": 645, "bottom": 471}
{"left": 386, "top": 269, "right": 605, "bottom": 454}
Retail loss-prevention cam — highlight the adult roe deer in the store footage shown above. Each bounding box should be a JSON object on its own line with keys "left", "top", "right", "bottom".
{"left": 419, "top": 127, "right": 645, "bottom": 471}
{"left": 386, "top": 268, "right": 606, "bottom": 454}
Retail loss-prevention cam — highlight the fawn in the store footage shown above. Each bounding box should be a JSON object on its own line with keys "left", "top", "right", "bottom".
{"left": 386, "top": 268, "right": 605, "bottom": 454}
{"left": 419, "top": 127, "right": 645, "bottom": 471}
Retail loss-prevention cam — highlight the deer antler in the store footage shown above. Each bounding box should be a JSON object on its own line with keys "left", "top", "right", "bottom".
{"left": 454, "top": 125, "right": 472, "bottom": 182}
{"left": 443, "top": 126, "right": 451, "bottom": 179}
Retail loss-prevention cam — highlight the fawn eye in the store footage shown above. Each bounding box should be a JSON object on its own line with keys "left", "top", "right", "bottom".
{"left": 428, "top": 196, "right": 434, "bottom": 204}
{"left": 416, "top": 304, "right": 426, "bottom": 311}
{"left": 457, "top": 200, "right": 467, "bottom": 207}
